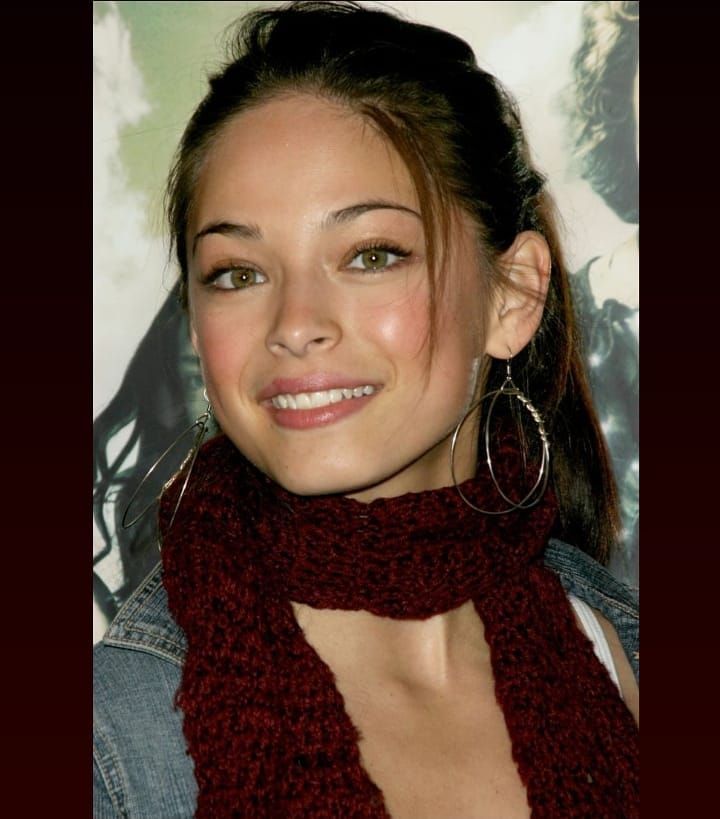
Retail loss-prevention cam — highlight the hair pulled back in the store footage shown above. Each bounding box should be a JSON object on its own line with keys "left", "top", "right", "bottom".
{"left": 166, "top": 0, "right": 620, "bottom": 563}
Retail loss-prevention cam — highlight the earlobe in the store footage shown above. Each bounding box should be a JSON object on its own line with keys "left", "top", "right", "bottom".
{"left": 484, "top": 231, "right": 551, "bottom": 359}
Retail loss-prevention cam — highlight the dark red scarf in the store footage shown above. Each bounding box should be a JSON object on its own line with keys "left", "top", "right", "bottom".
{"left": 160, "top": 434, "right": 639, "bottom": 818}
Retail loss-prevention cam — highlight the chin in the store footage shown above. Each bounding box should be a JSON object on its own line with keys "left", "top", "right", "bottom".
{"left": 264, "top": 463, "right": 379, "bottom": 498}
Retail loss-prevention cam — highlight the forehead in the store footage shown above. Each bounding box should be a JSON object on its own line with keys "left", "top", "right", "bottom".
{"left": 190, "top": 94, "right": 420, "bottom": 229}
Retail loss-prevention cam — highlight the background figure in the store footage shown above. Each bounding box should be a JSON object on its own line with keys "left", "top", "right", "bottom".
{"left": 566, "top": 0, "right": 639, "bottom": 585}
{"left": 93, "top": 283, "right": 216, "bottom": 625}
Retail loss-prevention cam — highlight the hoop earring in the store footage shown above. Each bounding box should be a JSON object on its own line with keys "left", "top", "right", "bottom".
{"left": 121, "top": 390, "right": 213, "bottom": 531}
{"left": 450, "top": 358, "right": 550, "bottom": 515}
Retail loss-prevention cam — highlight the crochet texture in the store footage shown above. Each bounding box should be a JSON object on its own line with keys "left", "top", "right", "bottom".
{"left": 160, "top": 434, "right": 639, "bottom": 818}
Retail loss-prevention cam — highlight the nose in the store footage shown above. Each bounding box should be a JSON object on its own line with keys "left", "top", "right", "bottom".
{"left": 265, "top": 277, "right": 342, "bottom": 358}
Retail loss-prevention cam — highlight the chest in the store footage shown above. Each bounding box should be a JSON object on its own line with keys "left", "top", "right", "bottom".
{"left": 334, "top": 669, "right": 530, "bottom": 819}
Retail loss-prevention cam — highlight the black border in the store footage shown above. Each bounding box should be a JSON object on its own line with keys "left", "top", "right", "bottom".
{"left": 0, "top": 3, "right": 90, "bottom": 814}
{"left": 643, "top": 5, "right": 720, "bottom": 814}
{"left": 2, "top": 3, "right": 715, "bottom": 815}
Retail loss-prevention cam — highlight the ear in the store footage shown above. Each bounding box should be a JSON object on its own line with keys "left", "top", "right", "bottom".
{"left": 484, "top": 231, "right": 551, "bottom": 359}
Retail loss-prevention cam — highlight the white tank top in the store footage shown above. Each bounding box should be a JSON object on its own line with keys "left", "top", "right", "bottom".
{"left": 568, "top": 594, "right": 622, "bottom": 694}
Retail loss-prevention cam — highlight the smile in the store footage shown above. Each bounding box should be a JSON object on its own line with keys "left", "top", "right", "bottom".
{"left": 271, "top": 385, "right": 376, "bottom": 410}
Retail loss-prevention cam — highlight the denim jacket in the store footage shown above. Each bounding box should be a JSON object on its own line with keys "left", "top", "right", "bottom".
{"left": 93, "top": 538, "right": 639, "bottom": 818}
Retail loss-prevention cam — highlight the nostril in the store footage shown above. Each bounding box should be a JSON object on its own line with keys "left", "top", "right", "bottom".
{"left": 267, "top": 325, "right": 341, "bottom": 357}
{"left": 265, "top": 306, "right": 342, "bottom": 357}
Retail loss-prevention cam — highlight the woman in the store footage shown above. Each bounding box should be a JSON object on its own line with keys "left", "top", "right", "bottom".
{"left": 93, "top": 3, "right": 639, "bottom": 817}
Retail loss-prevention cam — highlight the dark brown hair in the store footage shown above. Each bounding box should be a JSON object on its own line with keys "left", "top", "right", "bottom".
{"left": 166, "top": 0, "right": 620, "bottom": 562}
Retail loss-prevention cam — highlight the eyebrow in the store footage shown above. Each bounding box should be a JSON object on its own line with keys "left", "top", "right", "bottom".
{"left": 191, "top": 221, "right": 262, "bottom": 255}
{"left": 191, "top": 200, "right": 421, "bottom": 256}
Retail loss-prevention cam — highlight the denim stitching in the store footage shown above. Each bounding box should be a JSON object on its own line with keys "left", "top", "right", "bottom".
{"left": 111, "top": 623, "right": 186, "bottom": 654}
{"left": 105, "top": 564, "right": 189, "bottom": 664}
{"left": 94, "top": 723, "right": 129, "bottom": 818}
{"left": 103, "top": 635, "right": 185, "bottom": 668}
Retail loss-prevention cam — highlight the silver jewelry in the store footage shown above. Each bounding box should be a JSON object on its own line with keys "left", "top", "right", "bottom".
{"left": 450, "top": 358, "right": 550, "bottom": 514}
{"left": 121, "top": 390, "right": 212, "bottom": 531}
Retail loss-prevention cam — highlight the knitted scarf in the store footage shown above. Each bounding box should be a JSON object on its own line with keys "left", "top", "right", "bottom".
{"left": 160, "top": 434, "right": 639, "bottom": 818}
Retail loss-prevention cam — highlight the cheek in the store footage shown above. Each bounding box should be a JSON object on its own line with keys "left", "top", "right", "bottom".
{"left": 190, "top": 307, "right": 260, "bottom": 386}
{"left": 432, "top": 284, "right": 484, "bottom": 392}
{"left": 358, "top": 282, "right": 432, "bottom": 361}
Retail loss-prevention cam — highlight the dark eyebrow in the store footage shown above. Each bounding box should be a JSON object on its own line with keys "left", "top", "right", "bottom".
{"left": 192, "top": 200, "right": 421, "bottom": 255}
{"left": 192, "top": 221, "right": 262, "bottom": 256}
{"left": 322, "top": 200, "right": 422, "bottom": 228}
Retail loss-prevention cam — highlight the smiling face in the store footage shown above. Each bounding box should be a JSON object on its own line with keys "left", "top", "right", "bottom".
{"left": 186, "top": 94, "right": 488, "bottom": 500}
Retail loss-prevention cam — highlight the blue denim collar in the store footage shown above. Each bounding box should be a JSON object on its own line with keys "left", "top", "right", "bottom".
{"left": 104, "top": 562, "right": 186, "bottom": 666}
{"left": 545, "top": 539, "right": 638, "bottom": 616}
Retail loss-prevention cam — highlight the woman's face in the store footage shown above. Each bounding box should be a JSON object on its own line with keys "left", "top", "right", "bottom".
{"left": 187, "top": 94, "right": 487, "bottom": 500}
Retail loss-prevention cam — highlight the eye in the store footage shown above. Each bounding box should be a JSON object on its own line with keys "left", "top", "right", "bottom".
{"left": 346, "top": 243, "right": 410, "bottom": 272}
{"left": 208, "top": 267, "right": 268, "bottom": 290}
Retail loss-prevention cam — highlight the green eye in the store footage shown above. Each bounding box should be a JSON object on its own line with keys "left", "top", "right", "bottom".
{"left": 347, "top": 244, "right": 409, "bottom": 272}
{"left": 212, "top": 267, "right": 267, "bottom": 290}
{"left": 230, "top": 269, "right": 259, "bottom": 288}
{"left": 359, "top": 249, "right": 389, "bottom": 270}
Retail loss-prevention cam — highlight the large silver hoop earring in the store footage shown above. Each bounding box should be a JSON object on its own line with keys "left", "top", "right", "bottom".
{"left": 450, "top": 358, "right": 550, "bottom": 515}
{"left": 121, "top": 389, "right": 212, "bottom": 531}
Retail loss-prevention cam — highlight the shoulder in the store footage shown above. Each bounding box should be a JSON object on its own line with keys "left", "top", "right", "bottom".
{"left": 93, "top": 564, "right": 196, "bottom": 817}
{"left": 544, "top": 538, "right": 639, "bottom": 682}
{"left": 592, "top": 607, "right": 640, "bottom": 723}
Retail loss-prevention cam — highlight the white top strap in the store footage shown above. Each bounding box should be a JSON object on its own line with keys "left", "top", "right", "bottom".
{"left": 568, "top": 594, "right": 622, "bottom": 695}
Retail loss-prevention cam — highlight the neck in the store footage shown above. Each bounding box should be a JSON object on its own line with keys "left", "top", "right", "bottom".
{"left": 291, "top": 598, "right": 491, "bottom": 692}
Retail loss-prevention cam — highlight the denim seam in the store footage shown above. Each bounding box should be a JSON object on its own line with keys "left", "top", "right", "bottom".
{"left": 554, "top": 567, "right": 638, "bottom": 619}
{"left": 105, "top": 566, "right": 188, "bottom": 657}
{"left": 103, "top": 635, "right": 185, "bottom": 667}
{"left": 113, "top": 623, "right": 185, "bottom": 653}
{"left": 581, "top": 587, "right": 638, "bottom": 621}
{"left": 94, "top": 723, "right": 128, "bottom": 818}
{"left": 547, "top": 540, "right": 638, "bottom": 607}
{"left": 119, "top": 566, "right": 162, "bottom": 612}
{"left": 111, "top": 620, "right": 185, "bottom": 653}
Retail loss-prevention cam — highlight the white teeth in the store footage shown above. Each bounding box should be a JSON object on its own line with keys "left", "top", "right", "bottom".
{"left": 270, "top": 385, "right": 377, "bottom": 410}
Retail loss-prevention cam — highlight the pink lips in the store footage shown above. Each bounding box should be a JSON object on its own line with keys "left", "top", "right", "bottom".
{"left": 258, "top": 373, "right": 381, "bottom": 430}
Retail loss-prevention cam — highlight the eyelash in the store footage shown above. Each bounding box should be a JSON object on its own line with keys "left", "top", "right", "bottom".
{"left": 345, "top": 241, "right": 411, "bottom": 273}
{"left": 202, "top": 240, "right": 412, "bottom": 291}
{"left": 203, "top": 265, "right": 267, "bottom": 290}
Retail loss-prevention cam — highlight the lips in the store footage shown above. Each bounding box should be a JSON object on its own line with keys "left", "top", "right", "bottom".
{"left": 257, "top": 374, "right": 381, "bottom": 402}
{"left": 271, "top": 385, "right": 376, "bottom": 409}
{"left": 258, "top": 374, "right": 382, "bottom": 430}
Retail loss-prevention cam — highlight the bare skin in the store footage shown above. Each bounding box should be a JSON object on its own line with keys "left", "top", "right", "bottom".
{"left": 292, "top": 599, "right": 638, "bottom": 819}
